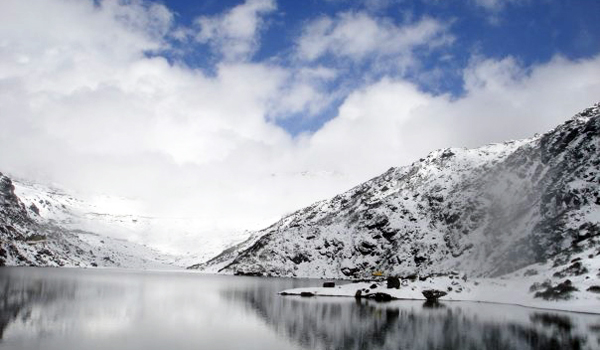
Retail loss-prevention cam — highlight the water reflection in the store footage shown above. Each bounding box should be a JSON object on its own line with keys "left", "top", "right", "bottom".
{"left": 0, "top": 268, "right": 314, "bottom": 350}
{"left": 1, "top": 268, "right": 598, "bottom": 350}
{"left": 231, "top": 286, "right": 600, "bottom": 350}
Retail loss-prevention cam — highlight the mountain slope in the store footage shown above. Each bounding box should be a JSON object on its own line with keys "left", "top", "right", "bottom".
{"left": 0, "top": 172, "right": 174, "bottom": 268}
{"left": 10, "top": 178, "right": 251, "bottom": 266}
{"left": 198, "top": 104, "right": 600, "bottom": 279}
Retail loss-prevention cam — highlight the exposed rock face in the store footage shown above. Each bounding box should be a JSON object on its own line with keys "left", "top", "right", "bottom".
{"left": 198, "top": 104, "right": 600, "bottom": 279}
{"left": 0, "top": 172, "right": 37, "bottom": 242}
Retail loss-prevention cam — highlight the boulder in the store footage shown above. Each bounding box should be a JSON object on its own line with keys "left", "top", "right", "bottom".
{"left": 323, "top": 282, "right": 335, "bottom": 288}
{"left": 586, "top": 285, "right": 600, "bottom": 293}
{"left": 300, "top": 292, "right": 315, "bottom": 297}
{"left": 367, "top": 292, "right": 393, "bottom": 302}
{"left": 387, "top": 276, "right": 400, "bottom": 289}
{"left": 422, "top": 289, "right": 448, "bottom": 301}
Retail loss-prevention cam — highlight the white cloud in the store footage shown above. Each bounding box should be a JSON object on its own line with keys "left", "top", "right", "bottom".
{"left": 1, "top": 0, "right": 599, "bottom": 256}
{"left": 296, "top": 11, "right": 453, "bottom": 68}
{"left": 195, "top": 0, "right": 277, "bottom": 61}
{"left": 304, "top": 54, "right": 600, "bottom": 179}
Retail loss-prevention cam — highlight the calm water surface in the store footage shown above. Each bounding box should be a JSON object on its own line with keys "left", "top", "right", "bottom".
{"left": 1, "top": 267, "right": 599, "bottom": 350}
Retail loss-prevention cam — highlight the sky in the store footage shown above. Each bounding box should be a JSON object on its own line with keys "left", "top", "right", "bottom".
{"left": 1, "top": 0, "right": 599, "bottom": 253}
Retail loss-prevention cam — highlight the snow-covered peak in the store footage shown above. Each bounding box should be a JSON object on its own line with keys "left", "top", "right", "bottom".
{"left": 197, "top": 103, "right": 600, "bottom": 280}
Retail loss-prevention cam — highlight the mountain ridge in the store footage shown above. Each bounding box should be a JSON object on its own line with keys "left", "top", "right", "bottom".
{"left": 195, "top": 103, "right": 600, "bottom": 279}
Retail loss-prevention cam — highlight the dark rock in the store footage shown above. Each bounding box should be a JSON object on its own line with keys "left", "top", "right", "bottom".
{"left": 553, "top": 261, "right": 588, "bottom": 278}
{"left": 300, "top": 292, "right": 315, "bottom": 297}
{"left": 413, "top": 255, "right": 427, "bottom": 265}
{"left": 387, "top": 276, "right": 400, "bottom": 289}
{"left": 233, "top": 270, "right": 263, "bottom": 277}
{"left": 586, "top": 286, "right": 600, "bottom": 293}
{"left": 529, "top": 279, "right": 553, "bottom": 293}
{"left": 370, "top": 284, "right": 377, "bottom": 289}
{"left": 290, "top": 253, "right": 310, "bottom": 264}
{"left": 357, "top": 241, "right": 377, "bottom": 255}
{"left": 406, "top": 273, "right": 418, "bottom": 281}
{"left": 354, "top": 290, "right": 362, "bottom": 299}
{"left": 323, "top": 282, "right": 335, "bottom": 288}
{"left": 29, "top": 204, "right": 40, "bottom": 215}
{"left": 341, "top": 267, "right": 359, "bottom": 277}
{"left": 534, "top": 280, "right": 578, "bottom": 300}
{"left": 422, "top": 289, "right": 448, "bottom": 301}
{"left": 367, "top": 292, "right": 393, "bottom": 301}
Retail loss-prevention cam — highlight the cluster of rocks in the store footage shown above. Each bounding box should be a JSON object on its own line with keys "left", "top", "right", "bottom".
{"left": 313, "top": 276, "right": 449, "bottom": 303}
{"left": 531, "top": 280, "right": 578, "bottom": 301}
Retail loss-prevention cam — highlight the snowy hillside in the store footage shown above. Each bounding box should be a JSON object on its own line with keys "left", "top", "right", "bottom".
{"left": 1, "top": 172, "right": 251, "bottom": 268}
{"left": 197, "top": 104, "right": 600, "bottom": 280}
{"left": 12, "top": 179, "right": 250, "bottom": 264}
{"left": 0, "top": 177, "right": 253, "bottom": 268}
{"left": 1, "top": 172, "right": 177, "bottom": 268}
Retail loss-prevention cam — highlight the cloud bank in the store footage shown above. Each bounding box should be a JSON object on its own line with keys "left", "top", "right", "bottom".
{"left": 0, "top": 0, "right": 599, "bottom": 254}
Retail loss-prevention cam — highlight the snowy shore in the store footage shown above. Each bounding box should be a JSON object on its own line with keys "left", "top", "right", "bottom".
{"left": 280, "top": 248, "right": 600, "bottom": 314}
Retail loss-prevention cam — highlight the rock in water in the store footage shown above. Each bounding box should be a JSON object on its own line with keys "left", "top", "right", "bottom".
{"left": 422, "top": 289, "right": 447, "bottom": 301}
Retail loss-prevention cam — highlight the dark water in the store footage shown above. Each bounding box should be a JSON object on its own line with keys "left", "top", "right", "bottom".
{"left": 1, "top": 268, "right": 599, "bottom": 350}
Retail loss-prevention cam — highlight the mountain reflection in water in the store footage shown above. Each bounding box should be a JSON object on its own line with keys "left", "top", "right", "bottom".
{"left": 1, "top": 268, "right": 599, "bottom": 350}
{"left": 230, "top": 287, "right": 600, "bottom": 350}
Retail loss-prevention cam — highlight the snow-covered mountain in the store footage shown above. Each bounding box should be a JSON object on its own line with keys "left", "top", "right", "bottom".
{"left": 1, "top": 173, "right": 251, "bottom": 268}
{"left": 197, "top": 104, "right": 600, "bottom": 279}
{"left": 11, "top": 179, "right": 251, "bottom": 266}
{"left": 0, "top": 172, "right": 176, "bottom": 268}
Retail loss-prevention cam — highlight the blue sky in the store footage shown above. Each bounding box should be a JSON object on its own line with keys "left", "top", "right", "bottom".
{"left": 1, "top": 0, "right": 599, "bottom": 248}
{"left": 160, "top": 0, "right": 600, "bottom": 134}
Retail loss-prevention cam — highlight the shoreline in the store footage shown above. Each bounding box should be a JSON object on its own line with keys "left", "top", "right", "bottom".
{"left": 278, "top": 274, "right": 600, "bottom": 315}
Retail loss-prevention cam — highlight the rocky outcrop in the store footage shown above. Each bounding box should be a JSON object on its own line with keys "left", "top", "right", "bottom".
{"left": 197, "top": 104, "right": 600, "bottom": 279}
{"left": 422, "top": 289, "right": 447, "bottom": 301}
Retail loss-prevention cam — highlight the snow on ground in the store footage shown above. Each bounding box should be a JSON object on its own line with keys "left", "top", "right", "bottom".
{"left": 280, "top": 245, "right": 600, "bottom": 314}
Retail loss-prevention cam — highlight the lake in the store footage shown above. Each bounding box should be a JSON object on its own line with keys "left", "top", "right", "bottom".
{"left": 1, "top": 267, "right": 599, "bottom": 350}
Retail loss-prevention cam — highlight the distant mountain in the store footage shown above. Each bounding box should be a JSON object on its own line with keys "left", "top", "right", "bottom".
{"left": 0, "top": 172, "right": 254, "bottom": 268}
{"left": 196, "top": 103, "right": 600, "bottom": 279}
{"left": 0, "top": 172, "right": 174, "bottom": 268}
